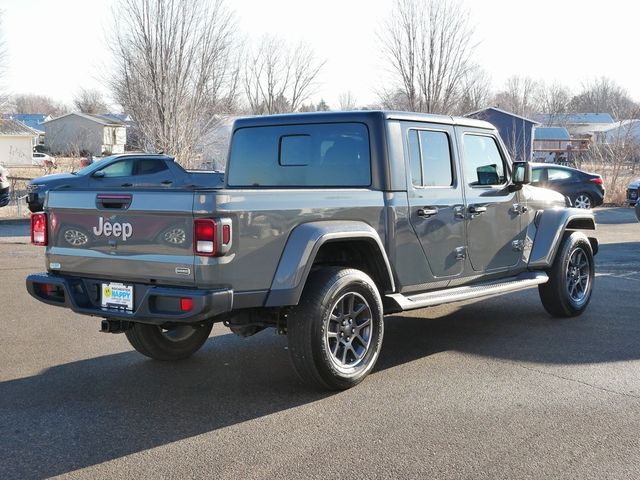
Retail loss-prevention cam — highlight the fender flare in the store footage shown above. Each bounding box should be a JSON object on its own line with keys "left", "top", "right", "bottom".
{"left": 528, "top": 208, "right": 597, "bottom": 269}
{"left": 265, "top": 221, "right": 395, "bottom": 307}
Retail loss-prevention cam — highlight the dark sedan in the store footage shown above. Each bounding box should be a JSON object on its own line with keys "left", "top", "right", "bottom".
{"left": 0, "top": 165, "right": 10, "bottom": 207}
{"left": 27, "top": 154, "right": 223, "bottom": 212}
{"left": 530, "top": 163, "right": 605, "bottom": 209}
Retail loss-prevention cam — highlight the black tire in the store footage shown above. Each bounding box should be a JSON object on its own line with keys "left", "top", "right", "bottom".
{"left": 287, "top": 267, "right": 384, "bottom": 390}
{"left": 538, "top": 232, "right": 594, "bottom": 317}
{"left": 124, "top": 322, "right": 213, "bottom": 361}
{"left": 573, "top": 192, "right": 593, "bottom": 209}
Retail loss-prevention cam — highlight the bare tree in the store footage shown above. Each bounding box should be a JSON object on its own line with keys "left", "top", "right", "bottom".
{"left": 110, "top": 0, "right": 240, "bottom": 167}
{"left": 0, "top": 10, "right": 9, "bottom": 111}
{"left": 535, "top": 81, "right": 572, "bottom": 123}
{"left": 378, "top": 0, "right": 476, "bottom": 114}
{"left": 454, "top": 67, "right": 492, "bottom": 115}
{"left": 492, "top": 76, "right": 540, "bottom": 117}
{"left": 244, "top": 35, "right": 325, "bottom": 115}
{"left": 10, "top": 94, "right": 69, "bottom": 116}
{"left": 73, "top": 88, "right": 108, "bottom": 114}
{"left": 569, "top": 77, "right": 639, "bottom": 119}
{"left": 338, "top": 91, "right": 357, "bottom": 111}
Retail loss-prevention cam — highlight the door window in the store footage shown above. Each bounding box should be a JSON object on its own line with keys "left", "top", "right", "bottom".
{"left": 462, "top": 135, "right": 506, "bottom": 186}
{"left": 408, "top": 130, "right": 453, "bottom": 187}
{"left": 98, "top": 160, "right": 134, "bottom": 178}
{"left": 135, "top": 159, "right": 169, "bottom": 175}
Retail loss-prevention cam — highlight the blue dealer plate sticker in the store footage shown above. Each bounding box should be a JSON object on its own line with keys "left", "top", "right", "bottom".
{"left": 101, "top": 282, "right": 134, "bottom": 310}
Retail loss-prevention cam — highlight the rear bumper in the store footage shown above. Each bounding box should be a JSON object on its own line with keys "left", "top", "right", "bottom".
{"left": 26, "top": 273, "right": 233, "bottom": 325}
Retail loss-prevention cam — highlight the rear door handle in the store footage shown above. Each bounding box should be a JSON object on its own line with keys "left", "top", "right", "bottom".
{"left": 161, "top": 180, "right": 173, "bottom": 185}
{"left": 121, "top": 183, "right": 133, "bottom": 187}
{"left": 417, "top": 207, "right": 438, "bottom": 218}
{"left": 469, "top": 205, "right": 487, "bottom": 215}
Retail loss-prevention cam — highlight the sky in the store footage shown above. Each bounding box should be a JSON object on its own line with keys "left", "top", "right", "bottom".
{"left": 2, "top": 0, "right": 640, "bottom": 110}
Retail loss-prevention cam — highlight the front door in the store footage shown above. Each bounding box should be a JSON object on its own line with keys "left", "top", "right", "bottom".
{"left": 405, "top": 124, "right": 466, "bottom": 279}
{"left": 457, "top": 128, "right": 524, "bottom": 272}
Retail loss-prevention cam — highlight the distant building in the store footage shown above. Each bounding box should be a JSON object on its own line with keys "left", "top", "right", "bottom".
{"left": 601, "top": 119, "right": 640, "bottom": 146}
{"left": 3, "top": 113, "right": 50, "bottom": 145}
{"left": 43, "top": 112, "right": 127, "bottom": 156}
{"left": 466, "top": 107, "right": 539, "bottom": 162}
{"left": 0, "top": 119, "right": 39, "bottom": 166}
{"left": 532, "top": 113, "right": 615, "bottom": 143}
{"left": 532, "top": 127, "right": 589, "bottom": 165}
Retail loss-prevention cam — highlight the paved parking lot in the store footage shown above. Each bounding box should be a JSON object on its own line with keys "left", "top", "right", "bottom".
{"left": 1, "top": 208, "right": 638, "bottom": 479}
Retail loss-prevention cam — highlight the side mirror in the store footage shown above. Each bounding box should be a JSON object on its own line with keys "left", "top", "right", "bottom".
{"left": 512, "top": 161, "right": 531, "bottom": 186}
{"left": 92, "top": 170, "right": 105, "bottom": 178}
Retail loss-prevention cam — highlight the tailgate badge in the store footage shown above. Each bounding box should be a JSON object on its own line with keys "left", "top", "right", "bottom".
{"left": 175, "top": 267, "right": 191, "bottom": 275}
{"left": 49, "top": 262, "right": 61, "bottom": 270}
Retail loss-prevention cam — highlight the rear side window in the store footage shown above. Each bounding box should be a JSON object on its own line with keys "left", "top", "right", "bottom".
{"left": 462, "top": 135, "right": 506, "bottom": 186}
{"left": 408, "top": 129, "right": 453, "bottom": 187}
{"left": 547, "top": 168, "right": 573, "bottom": 181}
{"left": 136, "top": 159, "right": 169, "bottom": 175}
{"left": 227, "top": 122, "right": 371, "bottom": 187}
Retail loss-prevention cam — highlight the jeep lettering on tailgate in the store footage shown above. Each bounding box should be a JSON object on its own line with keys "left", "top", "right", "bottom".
{"left": 93, "top": 217, "right": 132, "bottom": 241}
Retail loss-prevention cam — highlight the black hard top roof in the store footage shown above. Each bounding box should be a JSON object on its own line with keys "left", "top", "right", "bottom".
{"left": 232, "top": 110, "right": 494, "bottom": 130}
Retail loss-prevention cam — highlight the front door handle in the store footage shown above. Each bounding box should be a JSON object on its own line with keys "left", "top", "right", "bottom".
{"left": 469, "top": 205, "right": 487, "bottom": 215}
{"left": 161, "top": 180, "right": 173, "bottom": 185}
{"left": 121, "top": 183, "right": 133, "bottom": 187}
{"left": 417, "top": 207, "right": 438, "bottom": 218}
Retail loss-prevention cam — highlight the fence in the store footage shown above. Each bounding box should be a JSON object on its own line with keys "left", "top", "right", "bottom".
{"left": 5, "top": 177, "right": 31, "bottom": 217}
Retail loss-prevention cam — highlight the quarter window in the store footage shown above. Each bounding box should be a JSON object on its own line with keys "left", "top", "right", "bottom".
{"left": 547, "top": 168, "right": 573, "bottom": 181}
{"left": 462, "top": 135, "right": 506, "bottom": 186}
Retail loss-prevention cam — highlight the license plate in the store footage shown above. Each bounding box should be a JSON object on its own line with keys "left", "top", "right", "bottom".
{"left": 101, "top": 282, "right": 134, "bottom": 310}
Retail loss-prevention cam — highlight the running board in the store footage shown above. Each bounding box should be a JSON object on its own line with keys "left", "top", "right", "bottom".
{"left": 387, "top": 271, "right": 549, "bottom": 311}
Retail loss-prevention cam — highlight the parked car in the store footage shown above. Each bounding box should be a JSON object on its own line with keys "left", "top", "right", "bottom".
{"left": 32, "top": 152, "right": 56, "bottom": 167}
{"left": 626, "top": 178, "right": 639, "bottom": 206}
{"left": 636, "top": 201, "right": 640, "bottom": 222}
{"left": 26, "top": 153, "right": 223, "bottom": 212}
{"left": 0, "top": 165, "right": 10, "bottom": 207}
{"left": 530, "top": 163, "right": 604, "bottom": 209}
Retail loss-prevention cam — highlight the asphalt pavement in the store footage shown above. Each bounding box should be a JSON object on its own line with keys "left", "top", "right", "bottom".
{"left": 0, "top": 208, "right": 638, "bottom": 479}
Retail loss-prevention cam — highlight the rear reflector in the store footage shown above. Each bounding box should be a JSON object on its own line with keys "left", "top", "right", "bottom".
{"left": 590, "top": 177, "right": 604, "bottom": 185}
{"left": 180, "top": 297, "right": 193, "bottom": 312}
{"left": 222, "top": 224, "right": 231, "bottom": 245}
{"left": 31, "top": 213, "right": 47, "bottom": 246}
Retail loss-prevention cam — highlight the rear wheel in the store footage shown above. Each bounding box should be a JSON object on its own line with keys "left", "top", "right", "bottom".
{"left": 287, "top": 267, "right": 384, "bottom": 390}
{"left": 538, "top": 232, "right": 594, "bottom": 317}
{"left": 573, "top": 192, "right": 592, "bottom": 209}
{"left": 124, "top": 322, "right": 213, "bottom": 360}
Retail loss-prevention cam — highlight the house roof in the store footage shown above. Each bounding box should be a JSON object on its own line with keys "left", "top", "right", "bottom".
{"left": 0, "top": 118, "right": 40, "bottom": 136}
{"left": 43, "top": 112, "right": 126, "bottom": 126}
{"left": 534, "top": 127, "right": 571, "bottom": 141}
{"left": 3, "top": 113, "right": 50, "bottom": 133}
{"left": 465, "top": 106, "right": 540, "bottom": 125}
{"left": 533, "top": 113, "right": 615, "bottom": 125}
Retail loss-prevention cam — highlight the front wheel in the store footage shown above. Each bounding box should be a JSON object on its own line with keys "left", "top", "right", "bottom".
{"left": 125, "top": 322, "right": 213, "bottom": 360}
{"left": 287, "top": 267, "right": 384, "bottom": 390}
{"left": 538, "top": 232, "right": 594, "bottom": 317}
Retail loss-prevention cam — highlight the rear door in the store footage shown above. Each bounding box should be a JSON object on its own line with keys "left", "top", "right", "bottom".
{"left": 456, "top": 128, "right": 524, "bottom": 272}
{"left": 404, "top": 122, "right": 466, "bottom": 279}
{"left": 46, "top": 190, "right": 196, "bottom": 285}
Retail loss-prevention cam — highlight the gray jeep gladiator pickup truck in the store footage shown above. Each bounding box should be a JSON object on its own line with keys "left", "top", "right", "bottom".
{"left": 26, "top": 111, "right": 598, "bottom": 390}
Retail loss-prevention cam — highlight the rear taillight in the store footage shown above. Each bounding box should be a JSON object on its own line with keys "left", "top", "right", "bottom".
{"left": 193, "top": 218, "right": 233, "bottom": 257}
{"left": 31, "top": 213, "right": 47, "bottom": 246}
{"left": 590, "top": 177, "right": 604, "bottom": 185}
{"left": 194, "top": 219, "right": 216, "bottom": 255}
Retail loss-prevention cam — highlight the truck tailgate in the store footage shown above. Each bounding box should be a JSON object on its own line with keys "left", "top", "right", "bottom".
{"left": 46, "top": 190, "right": 196, "bottom": 285}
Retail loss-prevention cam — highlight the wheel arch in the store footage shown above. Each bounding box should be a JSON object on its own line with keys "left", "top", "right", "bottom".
{"left": 265, "top": 221, "right": 395, "bottom": 307}
{"left": 528, "top": 208, "right": 598, "bottom": 269}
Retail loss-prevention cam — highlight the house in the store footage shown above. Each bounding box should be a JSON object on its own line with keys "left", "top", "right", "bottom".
{"left": 532, "top": 113, "right": 615, "bottom": 143}
{"left": 532, "top": 127, "right": 589, "bottom": 164}
{"left": 43, "top": 112, "right": 127, "bottom": 156}
{"left": 4, "top": 114, "right": 50, "bottom": 146}
{"left": 601, "top": 119, "right": 640, "bottom": 146}
{"left": 466, "top": 107, "right": 539, "bottom": 162}
{"left": 0, "top": 119, "right": 40, "bottom": 166}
